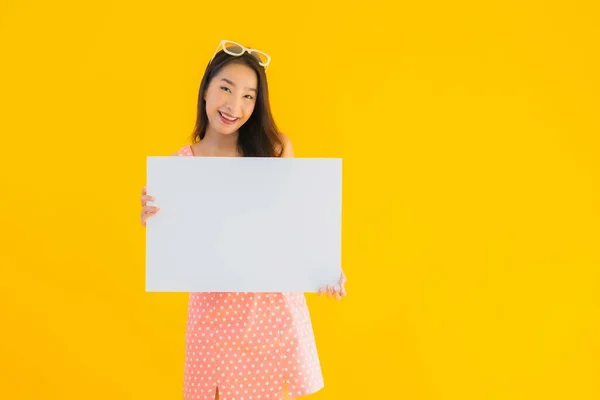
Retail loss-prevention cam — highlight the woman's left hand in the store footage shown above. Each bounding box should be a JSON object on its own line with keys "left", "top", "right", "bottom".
{"left": 318, "top": 271, "right": 347, "bottom": 300}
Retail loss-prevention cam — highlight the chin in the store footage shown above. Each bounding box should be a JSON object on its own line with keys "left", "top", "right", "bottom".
{"left": 216, "top": 127, "right": 239, "bottom": 136}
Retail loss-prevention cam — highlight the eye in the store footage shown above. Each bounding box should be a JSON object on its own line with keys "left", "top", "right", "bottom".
{"left": 244, "top": 94, "right": 254, "bottom": 100}
{"left": 220, "top": 86, "right": 231, "bottom": 93}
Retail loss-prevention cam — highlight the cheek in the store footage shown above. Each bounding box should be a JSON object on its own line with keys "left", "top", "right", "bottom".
{"left": 242, "top": 102, "right": 256, "bottom": 118}
{"left": 206, "top": 91, "right": 224, "bottom": 110}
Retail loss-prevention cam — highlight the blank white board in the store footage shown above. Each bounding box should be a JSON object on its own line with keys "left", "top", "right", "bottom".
{"left": 145, "top": 156, "right": 342, "bottom": 292}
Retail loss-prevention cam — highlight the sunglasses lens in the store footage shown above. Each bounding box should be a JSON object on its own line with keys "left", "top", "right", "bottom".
{"left": 250, "top": 51, "right": 269, "bottom": 65}
{"left": 223, "top": 42, "right": 244, "bottom": 55}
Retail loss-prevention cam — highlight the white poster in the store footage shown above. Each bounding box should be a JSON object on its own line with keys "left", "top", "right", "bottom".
{"left": 145, "top": 156, "right": 342, "bottom": 293}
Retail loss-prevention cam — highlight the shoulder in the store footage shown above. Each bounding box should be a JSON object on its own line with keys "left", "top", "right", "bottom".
{"left": 172, "top": 145, "right": 194, "bottom": 157}
{"left": 277, "top": 133, "right": 294, "bottom": 158}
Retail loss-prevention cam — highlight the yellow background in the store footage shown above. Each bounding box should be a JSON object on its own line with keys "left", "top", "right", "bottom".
{"left": 1, "top": 0, "right": 599, "bottom": 399}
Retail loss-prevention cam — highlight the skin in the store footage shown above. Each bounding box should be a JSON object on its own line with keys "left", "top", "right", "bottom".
{"left": 140, "top": 62, "right": 346, "bottom": 399}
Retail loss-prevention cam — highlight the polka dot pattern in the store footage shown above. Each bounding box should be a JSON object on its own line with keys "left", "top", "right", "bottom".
{"left": 177, "top": 146, "right": 324, "bottom": 400}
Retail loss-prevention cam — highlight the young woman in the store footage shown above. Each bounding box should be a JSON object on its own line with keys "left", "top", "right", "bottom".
{"left": 140, "top": 40, "right": 346, "bottom": 400}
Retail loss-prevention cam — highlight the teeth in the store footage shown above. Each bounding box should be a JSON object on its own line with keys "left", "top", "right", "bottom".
{"left": 220, "top": 112, "right": 237, "bottom": 121}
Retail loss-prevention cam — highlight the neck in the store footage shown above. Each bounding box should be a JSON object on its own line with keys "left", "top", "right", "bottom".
{"left": 199, "top": 126, "right": 240, "bottom": 156}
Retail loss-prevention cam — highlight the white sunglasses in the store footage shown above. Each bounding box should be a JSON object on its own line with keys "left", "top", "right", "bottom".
{"left": 209, "top": 40, "right": 271, "bottom": 69}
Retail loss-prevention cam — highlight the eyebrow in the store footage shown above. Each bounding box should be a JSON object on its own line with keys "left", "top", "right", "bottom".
{"left": 221, "top": 78, "right": 257, "bottom": 93}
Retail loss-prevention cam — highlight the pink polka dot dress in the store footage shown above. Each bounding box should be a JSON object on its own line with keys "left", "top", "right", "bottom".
{"left": 176, "top": 145, "right": 325, "bottom": 400}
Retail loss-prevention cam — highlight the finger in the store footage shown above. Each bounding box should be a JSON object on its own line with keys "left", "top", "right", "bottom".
{"left": 142, "top": 206, "right": 160, "bottom": 214}
{"left": 333, "top": 284, "right": 343, "bottom": 300}
{"left": 140, "top": 195, "right": 156, "bottom": 206}
{"left": 142, "top": 186, "right": 147, "bottom": 195}
{"left": 141, "top": 209, "right": 159, "bottom": 220}
{"left": 340, "top": 284, "right": 347, "bottom": 297}
{"left": 340, "top": 271, "right": 347, "bottom": 285}
{"left": 318, "top": 287, "right": 324, "bottom": 296}
{"left": 141, "top": 208, "right": 160, "bottom": 222}
{"left": 326, "top": 285, "right": 334, "bottom": 298}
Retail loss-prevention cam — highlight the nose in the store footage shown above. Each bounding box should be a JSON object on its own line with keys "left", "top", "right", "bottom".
{"left": 226, "top": 97, "right": 243, "bottom": 116}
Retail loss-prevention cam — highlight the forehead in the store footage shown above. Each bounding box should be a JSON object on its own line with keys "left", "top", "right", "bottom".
{"left": 214, "top": 63, "right": 257, "bottom": 87}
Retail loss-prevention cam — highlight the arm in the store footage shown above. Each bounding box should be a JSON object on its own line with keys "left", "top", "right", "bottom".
{"left": 280, "top": 133, "right": 295, "bottom": 158}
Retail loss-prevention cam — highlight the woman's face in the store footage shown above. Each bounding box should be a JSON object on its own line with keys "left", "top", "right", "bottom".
{"left": 204, "top": 62, "right": 258, "bottom": 136}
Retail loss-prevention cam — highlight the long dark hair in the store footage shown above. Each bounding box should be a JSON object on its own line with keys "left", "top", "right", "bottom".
{"left": 190, "top": 48, "right": 284, "bottom": 157}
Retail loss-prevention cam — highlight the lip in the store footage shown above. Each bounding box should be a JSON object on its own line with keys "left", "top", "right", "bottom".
{"left": 218, "top": 111, "right": 239, "bottom": 125}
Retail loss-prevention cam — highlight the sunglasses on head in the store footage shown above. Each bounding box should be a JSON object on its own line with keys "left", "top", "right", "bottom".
{"left": 209, "top": 40, "right": 271, "bottom": 70}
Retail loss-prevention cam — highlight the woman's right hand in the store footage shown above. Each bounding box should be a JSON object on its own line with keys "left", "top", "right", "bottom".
{"left": 140, "top": 185, "right": 160, "bottom": 226}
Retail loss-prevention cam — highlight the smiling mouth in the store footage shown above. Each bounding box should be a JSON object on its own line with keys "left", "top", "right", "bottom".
{"left": 218, "top": 111, "right": 239, "bottom": 124}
